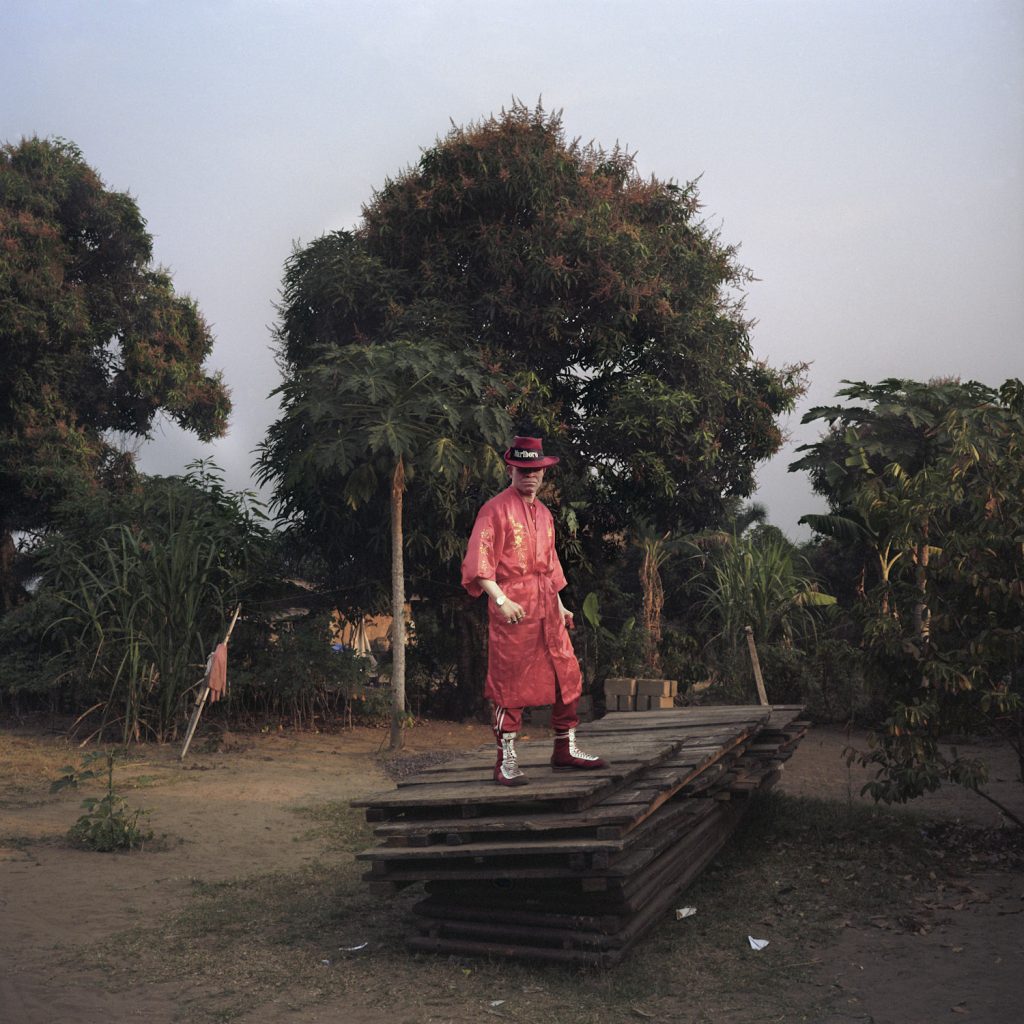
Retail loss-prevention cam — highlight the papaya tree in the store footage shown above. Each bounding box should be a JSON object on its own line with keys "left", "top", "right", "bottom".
{"left": 257, "top": 336, "right": 510, "bottom": 749}
{"left": 792, "top": 378, "right": 1024, "bottom": 824}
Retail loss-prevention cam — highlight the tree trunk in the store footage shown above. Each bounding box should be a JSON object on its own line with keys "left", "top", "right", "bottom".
{"left": 640, "top": 541, "right": 664, "bottom": 674}
{"left": 1, "top": 529, "right": 22, "bottom": 613}
{"left": 451, "top": 594, "right": 488, "bottom": 721}
{"left": 389, "top": 457, "right": 406, "bottom": 751}
{"left": 913, "top": 526, "right": 931, "bottom": 648}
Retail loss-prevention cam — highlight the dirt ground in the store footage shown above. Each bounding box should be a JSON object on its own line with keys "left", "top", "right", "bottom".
{"left": 1, "top": 719, "right": 1022, "bottom": 1024}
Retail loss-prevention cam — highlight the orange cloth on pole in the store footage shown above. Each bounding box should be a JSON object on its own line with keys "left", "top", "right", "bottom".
{"left": 207, "top": 642, "right": 228, "bottom": 703}
{"left": 461, "top": 486, "right": 582, "bottom": 708}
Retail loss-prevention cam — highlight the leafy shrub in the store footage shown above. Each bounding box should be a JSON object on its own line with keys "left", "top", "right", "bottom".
{"left": 0, "top": 592, "right": 76, "bottom": 704}
{"left": 227, "top": 614, "right": 374, "bottom": 728}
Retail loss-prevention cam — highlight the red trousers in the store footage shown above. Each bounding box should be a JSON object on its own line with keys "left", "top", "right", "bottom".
{"left": 492, "top": 682, "right": 578, "bottom": 736}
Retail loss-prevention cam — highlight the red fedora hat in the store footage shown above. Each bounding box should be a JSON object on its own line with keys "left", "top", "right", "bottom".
{"left": 503, "top": 435, "right": 560, "bottom": 469}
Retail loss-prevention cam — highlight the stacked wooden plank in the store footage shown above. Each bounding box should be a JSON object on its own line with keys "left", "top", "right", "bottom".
{"left": 352, "top": 705, "right": 808, "bottom": 966}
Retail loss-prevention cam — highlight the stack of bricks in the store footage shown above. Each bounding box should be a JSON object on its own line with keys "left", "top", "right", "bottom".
{"left": 636, "top": 678, "right": 677, "bottom": 710}
{"left": 603, "top": 677, "right": 636, "bottom": 711}
{"left": 604, "top": 677, "right": 678, "bottom": 711}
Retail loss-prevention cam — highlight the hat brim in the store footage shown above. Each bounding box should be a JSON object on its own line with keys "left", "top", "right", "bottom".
{"left": 503, "top": 450, "right": 559, "bottom": 469}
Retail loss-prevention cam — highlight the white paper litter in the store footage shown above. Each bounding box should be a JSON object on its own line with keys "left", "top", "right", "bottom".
{"left": 341, "top": 942, "right": 368, "bottom": 952}
{"left": 490, "top": 1001, "right": 506, "bottom": 1007}
{"left": 675, "top": 907, "right": 697, "bottom": 919}
{"left": 747, "top": 936, "right": 769, "bottom": 951}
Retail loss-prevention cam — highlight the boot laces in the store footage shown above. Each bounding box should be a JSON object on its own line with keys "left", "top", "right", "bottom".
{"left": 567, "top": 727, "right": 599, "bottom": 762}
{"left": 500, "top": 733, "right": 524, "bottom": 778}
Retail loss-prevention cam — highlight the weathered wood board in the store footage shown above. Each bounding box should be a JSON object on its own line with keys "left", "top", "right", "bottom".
{"left": 351, "top": 704, "right": 808, "bottom": 965}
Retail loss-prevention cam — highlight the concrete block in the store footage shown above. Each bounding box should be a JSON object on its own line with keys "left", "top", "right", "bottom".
{"left": 634, "top": 693, "right": 677, "bottom": 711}
{"left": 604, "top": 677, "right": 636, "bottom": 696}
{"left": 636, "top": 678, "right": 678, "bottom": 698}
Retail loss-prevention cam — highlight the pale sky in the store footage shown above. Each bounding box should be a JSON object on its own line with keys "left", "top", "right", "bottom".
{"left": 3, "top": 0, "right": 1022, "bottom": 538}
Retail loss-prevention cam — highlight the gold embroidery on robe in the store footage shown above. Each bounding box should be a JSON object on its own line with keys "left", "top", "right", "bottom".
{"left": 509, "top": 517, "right": 528, "bottom": 570}
{"left": 478, "top": 527, "right": 494, "bottom": 577}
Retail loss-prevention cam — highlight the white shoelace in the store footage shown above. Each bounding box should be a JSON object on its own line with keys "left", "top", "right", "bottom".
{"left": 567, "top": 728, "right": 599, "bottom": 761}
{"left": 500, "top": 735, "right": 524, "bottom": 778}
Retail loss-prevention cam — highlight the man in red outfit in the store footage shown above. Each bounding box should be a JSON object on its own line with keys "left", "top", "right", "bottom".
{"left": 462, "top": 435, "right": 606, "bottom": 786}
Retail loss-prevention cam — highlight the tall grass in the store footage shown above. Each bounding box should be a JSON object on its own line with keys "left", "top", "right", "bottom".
{"left": 32, "top": 467, "right": 266, "bottom": 742}
{"left": 694, "top": 531, "right": 836, "bottom": 703}
{"left": 701, "top": 532, "right": 834, "bottom": 652}
{"left": 44, "top": 495, "right": 227, "bottom": 742}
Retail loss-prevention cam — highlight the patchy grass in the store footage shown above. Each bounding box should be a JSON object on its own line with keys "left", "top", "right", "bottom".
{"left": 289, "top": 800, "right": 376, "bottom": 848}
{"left": 0, "top": 833, "right": 49, "bottom": 854}
{"left": 66, "top": 791, "right": 991, "bottom": 1023}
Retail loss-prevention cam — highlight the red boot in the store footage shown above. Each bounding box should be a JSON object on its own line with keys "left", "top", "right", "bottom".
{"left": 551, "top": 728, "right": 607, "bottom": 770}
{"left": 494, "top": 731, "right": 528, "bottom": 787}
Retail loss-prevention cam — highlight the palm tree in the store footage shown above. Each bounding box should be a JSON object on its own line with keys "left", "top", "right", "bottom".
{"left": 259, "top": 339, "right": 510, "bottom": 749}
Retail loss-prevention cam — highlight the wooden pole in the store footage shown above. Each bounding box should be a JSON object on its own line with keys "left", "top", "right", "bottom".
{"left": 744, "top": 625, "right": 769, "bottom": 706}
{"left": 180, "top": 604, "right": 242, "bottom": 760}
{"left": 389, "top": 457, "right": 407, "bottom": 752}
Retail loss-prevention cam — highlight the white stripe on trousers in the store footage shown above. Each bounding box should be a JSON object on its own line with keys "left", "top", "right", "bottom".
{"left": 493, "top": 705, "right": 511, "bottom": 736}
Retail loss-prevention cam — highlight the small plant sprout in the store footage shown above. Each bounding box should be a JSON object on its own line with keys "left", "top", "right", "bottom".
{"left": 51, "top": 749, "right": 153, "bottom": 852}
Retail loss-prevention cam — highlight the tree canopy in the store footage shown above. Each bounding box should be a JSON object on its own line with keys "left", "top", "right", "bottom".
{"left": 275, "top": 103, "right": 804, "bottom": 544}
{"left": 0, "top": 136, "right": 230, "bottom": 606}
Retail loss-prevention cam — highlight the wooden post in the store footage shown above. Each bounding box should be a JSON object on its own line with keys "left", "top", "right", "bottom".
{"left": 180, "top": 604, "right": 242, "bottom": 760}
{"left": 744, "top": 625, "right": 769, "bottom": 706}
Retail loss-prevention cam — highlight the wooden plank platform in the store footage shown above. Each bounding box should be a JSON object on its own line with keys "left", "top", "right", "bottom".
{"left": 351, "top": 704, "right": 808, "bottom": 965}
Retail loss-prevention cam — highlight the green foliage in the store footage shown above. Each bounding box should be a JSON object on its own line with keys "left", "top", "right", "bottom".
{"left": 751, "top": 640, "right": 868, "bottom": 719}
{"left": 10, "top": 464, "right": 270, "bottom": 740}
{"left": 258, "top": 104, "right": 805, "bottom": 718}
{"left": 258, "top": 334, "right": 513, "bottom": 746}
{"left": 51, "top": 749, "right": 153, "bottom": 852}
{"left": 575, "top": 589, "right": 641, "bottom": 696}
{"left": 258, "top": 337, "right": 511, "bottom": 585}
{"left": 793, "top": 378, "right": 1024, "bottom": 819}
{"left": 661, "top": 516, "right": 837, "bottom": 708}
{"left": 0, "top": 136, "right": 230, "bottom": 608}
{"left": 658, "top": 623, "right": 706, "bottom": 691}
{"left": 228, "top": 614, "right": 375, "bottom": 728}
{"left": 0, "top": 590, "right": 74, "bottom": 699}
{"left": 696, "top": 528, "right": 834, "bottom": 653}
{"left": 259, "top": 334, "right": 512, "bottom": 628}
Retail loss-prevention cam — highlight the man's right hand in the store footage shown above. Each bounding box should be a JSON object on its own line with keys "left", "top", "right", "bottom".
{"left": 501, "top": 599, "right": 526, "bottom": 625}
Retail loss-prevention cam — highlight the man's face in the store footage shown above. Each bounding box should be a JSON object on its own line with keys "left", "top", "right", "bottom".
{"left": 510, "top": 465, "right": 544, "bottom": 501}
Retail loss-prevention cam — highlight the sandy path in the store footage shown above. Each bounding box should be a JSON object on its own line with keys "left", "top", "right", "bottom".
{"left": 0, "top": 724, "right": 484, "bottom": 1023}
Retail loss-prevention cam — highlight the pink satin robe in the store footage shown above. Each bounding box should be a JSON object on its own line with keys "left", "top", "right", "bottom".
{"left": 461, "top": 486, "right": 583, "bottom": 708}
